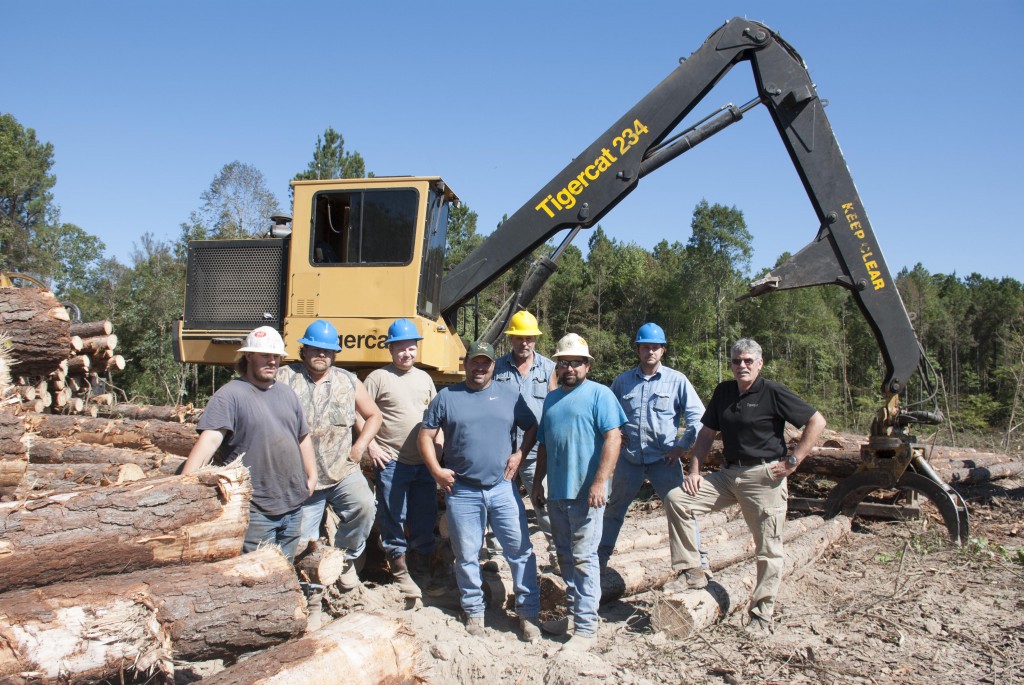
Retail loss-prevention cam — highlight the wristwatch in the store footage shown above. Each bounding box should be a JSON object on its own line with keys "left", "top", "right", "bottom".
{"left": 786, "top": 455, "right": 798, "bottom": 466}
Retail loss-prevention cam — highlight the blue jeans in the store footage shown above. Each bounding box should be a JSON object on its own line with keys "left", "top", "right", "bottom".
{"left": 517, "top": 451, "right": 552, "bottom": 540}
{"left": 446, "top": 479, "right": 539, "bottom": 618}
{"left": 299, "top": 471, "right": 376, "bottom": 560}
{"left": 245, "top": 504, "right": 303, "bottom": 561}
{"left": 375, "top": 460, "right": 438, "bottom": 559}
{"left": 549, "top": 494, "right": 603, "bottom": 637}
{"left": 598, "top": 458, "right": 703, "bottom": 567}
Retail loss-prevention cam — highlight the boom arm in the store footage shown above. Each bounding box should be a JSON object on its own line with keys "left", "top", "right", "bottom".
{"left": 439, "top": 17, "right": 921, "bottom": 404}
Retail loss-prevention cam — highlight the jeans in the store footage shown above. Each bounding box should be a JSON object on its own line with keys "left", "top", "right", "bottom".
{"left": 245, "top": 504, "right": 303, "bottom": 561}
{"left": 446, "top": 478, "right": 539, "bottom": 618}
{"left": 375, "top": 460, "right": 438, "bottom": 559}
{"left": 517, "top": 451, "right": 552, "bottom": 540}
{"left": 299, "top": 471, "right": 376, "bottom": 560}
{"left": 549, "top": 494, "right": 603, "bottom": 637}
{"left": 598, "top": 458, "right": 704, "bottom": 567}
{"left": 666, "top": 462, "right": 788, "bottom": 620}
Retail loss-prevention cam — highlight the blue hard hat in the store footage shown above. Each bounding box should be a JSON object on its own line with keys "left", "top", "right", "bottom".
{"left": 385, "top": 318, "right": 423, "bottom": 345}
{"left": 635, "top": 322, "right": 667, "bottom": 345}
{"left": 298, "top": 320, "right": 341, "bottom": 351}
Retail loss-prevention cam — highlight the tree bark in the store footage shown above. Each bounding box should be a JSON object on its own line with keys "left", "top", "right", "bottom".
{"left": 17, "top": 462, "right": 146, "bottom": 492}
{"left": 650, "top": 515, "right": 851, "bottom": 639}
{"left": 597, "top": 514, "right": 828, "bottom": 605}
{"left": 70, "top": 320, "right": 112, "bottom": 338}
{"left": 79, "top": 334, "right": 117, "bottom": 355}
{"left": 24, "top": 435, "right": 184, "bottom": 474}
{"left": 0, "top": 546, "right": 305, "bottom": 683}
{"left": 203, "top": 612, "right": 429, "bottom": 685}
{"left": 0, "top": 464, "right": 251, "bottom": 593}
{"left": 23, "top": 412, "right": 198, "bottom": 456}
{"left": 294, "top": 539, "right": 348, "bottom": 587}
{"left": 0, "top": 287, "right": 72, "bottom": 377}
{"left": 96, "top": 403, "right": 193, "bottom": 423}
{"left": 0, "top": 408, "right": 28, "bottom": 497}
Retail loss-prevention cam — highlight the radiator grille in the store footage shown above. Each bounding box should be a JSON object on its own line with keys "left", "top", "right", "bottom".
{"left": 184, "top": 240, "right": 287, "bottom": 330}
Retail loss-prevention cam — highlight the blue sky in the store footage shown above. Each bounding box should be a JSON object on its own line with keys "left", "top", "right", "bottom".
{"left": 7, "top": 1, "right": 1022, "bottom": 281}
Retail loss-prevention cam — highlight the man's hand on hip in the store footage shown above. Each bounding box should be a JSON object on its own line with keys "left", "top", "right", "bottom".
{"left": 432, "top": 468, "right": 456, "bottom": 494}
{"left": 368, "top": 442, "right": 393, "bottom": 470}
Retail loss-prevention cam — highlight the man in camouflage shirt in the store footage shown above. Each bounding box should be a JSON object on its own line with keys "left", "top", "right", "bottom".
{"left": 277, "top": 321, "right": 382, "bottom": 629}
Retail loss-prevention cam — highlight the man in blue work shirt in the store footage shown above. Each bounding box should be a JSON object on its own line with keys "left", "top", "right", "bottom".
{"left": 493, "top": 310, "right": 556, "bottom": 564}
{"left": 598, "top": 323, "right": 707, "bottom": 571}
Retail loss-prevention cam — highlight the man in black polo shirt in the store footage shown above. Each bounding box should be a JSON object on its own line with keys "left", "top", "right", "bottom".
{"left": 664, "top": 338, "right": 825, "bottom": 637}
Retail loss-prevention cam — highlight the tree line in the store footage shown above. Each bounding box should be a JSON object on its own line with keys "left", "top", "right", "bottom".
{"left": 3, "top": 112, "right": 1022, "bottom": 449}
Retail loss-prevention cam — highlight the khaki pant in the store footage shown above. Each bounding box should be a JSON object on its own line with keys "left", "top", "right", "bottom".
{"left": 665, "top": 462, "right": 788, "bottom": 620}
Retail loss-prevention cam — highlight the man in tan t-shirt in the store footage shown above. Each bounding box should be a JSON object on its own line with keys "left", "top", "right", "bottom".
{"left": 364, "top": 318, "right": 442, "bottom": 603}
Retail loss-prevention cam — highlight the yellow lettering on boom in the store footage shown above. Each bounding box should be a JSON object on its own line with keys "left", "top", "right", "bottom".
{"left": 534, "top": 120, "right": 647, "bottom": 218}
{"left": 844, "top": 202, "right": 885, "bottom": 291}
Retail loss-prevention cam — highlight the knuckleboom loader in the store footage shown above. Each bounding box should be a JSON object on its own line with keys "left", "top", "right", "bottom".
{"left": 174, "top": 17, "right": 968, "bottom": 541}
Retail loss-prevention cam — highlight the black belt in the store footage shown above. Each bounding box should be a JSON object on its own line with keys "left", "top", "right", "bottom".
{"left": 724, "top": 456, "right": 783, "bottom": 467}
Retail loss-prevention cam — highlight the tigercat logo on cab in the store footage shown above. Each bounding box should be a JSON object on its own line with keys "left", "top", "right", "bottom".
{"left": 336, "top": 334, "right": 389, "bottom": 350}
{"left": 534, "top": 119, "right": 649, "bottom": 218}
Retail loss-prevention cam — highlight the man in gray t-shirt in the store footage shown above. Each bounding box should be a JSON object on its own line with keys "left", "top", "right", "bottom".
{"left": 183, "top": 326, "right": 317, "bottom": 561}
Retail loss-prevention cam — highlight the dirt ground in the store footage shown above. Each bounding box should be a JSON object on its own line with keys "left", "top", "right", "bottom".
{"left": 173, "top": 476, "right": 1023, "bottom": 685}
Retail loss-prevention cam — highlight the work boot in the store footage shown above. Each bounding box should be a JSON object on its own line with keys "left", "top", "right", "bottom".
{"left": 519, "top": 617, "right": 541, "bottom": 643}
{"left": 337, "top": 557, "right": 361, "bottom": 592}
{"left": 465, "top": 615, "right": 486, "bottom": 637}
{"left": 541, "top": 616, "right": 573, "bottom": 636}
{"left": 409, "top": 550, "right": 450, "bottom": 597}
{"left": 560, "top": 633, "right": 597, "bottom": 653}
{"left": 390, "top": 554, "right": 423, "bottom": 600}
{"left": 664, "top": 567, "right": 708, "bottom": 593}
{"left": 744, "top": 613, "right": 772, "bottom": 639}
{"left": 305, "top": 589, "right": 324, "bottom": 633}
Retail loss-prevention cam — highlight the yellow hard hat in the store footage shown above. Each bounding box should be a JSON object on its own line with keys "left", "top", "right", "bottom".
{"left": 504, "top": 310, "right": 543, "bottom": 337}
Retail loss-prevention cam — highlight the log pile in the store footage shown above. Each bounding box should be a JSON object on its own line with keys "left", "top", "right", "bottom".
{"left": 1, "top": 287, "right": 125, "bottom": 417}
{"left": 0, "top": 390, "right": 427, "bottom": 683}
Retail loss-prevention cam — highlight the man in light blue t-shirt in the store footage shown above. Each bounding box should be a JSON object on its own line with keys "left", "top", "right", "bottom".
{"left": 418, "top": 341, "right": 542, "bottom": 643}
{"left": 533, "top": 333, "right": 626, "bottom": 653}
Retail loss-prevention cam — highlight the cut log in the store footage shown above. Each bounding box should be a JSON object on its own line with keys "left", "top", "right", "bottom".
{"left": 69, "top": 334, "right": 83, "bottom": 352}
{"left": 18, "top": 462, "right": 146, "bottom": 491}
{"left": 97, "top": 402, "right": 191, "bottom": 423}
{"left": 80, "top": 333, "right": 117, "bottom": 355}
{"left": 70, "top": 319, "right": 113, "bottom": 338}
{"left": 0, "top": 546, "right": 305, "bottom": 682}
{"left": 24, "top": 435, "right": 185, "bottom": 474}
{"left": 67, "top": 354, "right": 90, "bottom": 373}
{"left": 0, "top": 287, "right": 72, "bottom": 376}
{"left": 16, "top": 386, "right": 34, "bottom": 402}
{"left": 88, "top": 392, "right": 114, "bottom": 406}
{"left": 0, "top": 409, "right": 28, "bottom": 497}
{"left": 203, "top": 611, "right": 429, "bottom": 685}
{"left": 596, "top": 514, "right": 828, "bottom": 606}
{"left": 0, "top": 464, "right": 251, "bottom": 593}
{"left": 294, "top": 539, "right": 348, "bottom": 586}
{"left": 650, "top": 515, "right": 851, "bottom": 639}
{"left": 24, "top": 412, "right": 198, "bottom": 456}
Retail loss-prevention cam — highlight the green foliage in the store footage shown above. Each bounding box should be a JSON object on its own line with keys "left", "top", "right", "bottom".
{"left": 0, "top": 113, "right": 58, "bottom": 274}
{"left": 293, "top": 127, "right": 368, "bottom": 183}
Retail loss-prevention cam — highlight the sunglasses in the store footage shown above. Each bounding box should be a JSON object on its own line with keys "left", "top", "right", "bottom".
{"left": 556, "top": 360, "right": 587, "bottom": 369}
{"left": 731, "top": 358, "right": 757, "bottom": 366}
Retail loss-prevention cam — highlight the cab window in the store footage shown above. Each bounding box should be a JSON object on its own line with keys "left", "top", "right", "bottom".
{"left": 310, "top": 189, "right": 418, "bottom": 265}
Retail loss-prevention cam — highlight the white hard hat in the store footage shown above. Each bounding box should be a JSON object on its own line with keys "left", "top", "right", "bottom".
{"left": 237, "top": 326, "right": 286, "bottom": 355}
{"left": 553, "top": 333, "right": 593, "bottom": 360}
